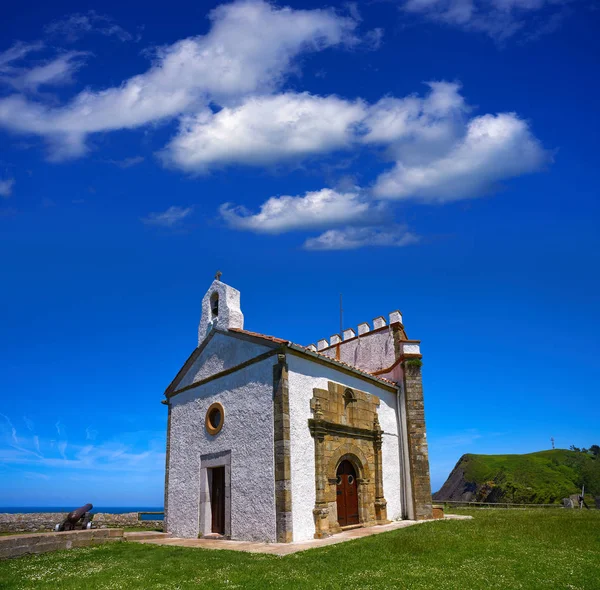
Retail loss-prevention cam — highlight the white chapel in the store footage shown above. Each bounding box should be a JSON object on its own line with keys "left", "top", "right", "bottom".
{"left": 163, "top": 277, "right": 433, "bottom": 542}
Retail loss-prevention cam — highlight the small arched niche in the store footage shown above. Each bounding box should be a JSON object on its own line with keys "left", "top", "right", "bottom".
{"left": 343, "top": 388, "right": 356, "bottom": 405}
{"left": 343, "top": 388, "right": 357, "bottom": 425}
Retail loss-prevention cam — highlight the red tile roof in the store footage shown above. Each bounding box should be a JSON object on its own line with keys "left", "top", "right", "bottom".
{"left": 229, "top": 328, "right": 290, "bottom": 345}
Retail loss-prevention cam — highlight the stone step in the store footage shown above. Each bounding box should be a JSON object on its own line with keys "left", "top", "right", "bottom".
{"left": 124, "top": 531, "right": 171, "bottom": 541}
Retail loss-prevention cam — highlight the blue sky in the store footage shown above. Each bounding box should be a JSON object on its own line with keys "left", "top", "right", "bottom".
{"left": 0, "top": 0, "right": 598, "bottom": 507}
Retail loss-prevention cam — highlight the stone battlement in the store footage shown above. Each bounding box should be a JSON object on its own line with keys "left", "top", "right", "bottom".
{"left": 309, "top": 311, "right": 403, "bottom": 352}
{"left": 306, "top": 310, "right": 421, "bottom": 376}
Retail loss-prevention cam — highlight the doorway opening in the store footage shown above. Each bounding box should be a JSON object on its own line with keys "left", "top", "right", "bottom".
{"left": 209, "top": 466, "right": 225, "bottom": 534}
{"left": 199, "top": 450, "right": 231, "bottom": 538}
{"left": 336, "top": 460, "right": 359, "bottom": 527}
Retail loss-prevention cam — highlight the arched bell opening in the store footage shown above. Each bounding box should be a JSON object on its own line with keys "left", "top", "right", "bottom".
{"left": 210, "top": 292, "right": 219, "bottom": 320}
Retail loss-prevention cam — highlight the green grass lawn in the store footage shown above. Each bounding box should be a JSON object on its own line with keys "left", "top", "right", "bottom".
{"left": 1, "top": 509, "right": 598, "bottom": 589}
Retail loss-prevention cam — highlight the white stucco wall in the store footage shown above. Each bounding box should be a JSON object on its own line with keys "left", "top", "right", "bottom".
{"left": 287, "top": 355, "right": 404, "bottom": 542}
{"left": 166, "top": 357, "right": 276, "bottom": 541}
{"left": 198, "top": 280, "right": 244, "bottom": 344}
{"left": 177, "top": 333, "right": 270, "bottom": 390}
{"left": 319, "top": 329, "right": 396, "bottom": 373}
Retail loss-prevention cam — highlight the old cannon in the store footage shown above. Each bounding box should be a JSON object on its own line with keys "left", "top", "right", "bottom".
{"left": 54, "top": 503, "right": 94, "bottom": 531}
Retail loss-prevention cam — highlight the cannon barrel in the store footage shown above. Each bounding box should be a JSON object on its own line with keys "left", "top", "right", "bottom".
{"left": 66, "top": 503, "right": 93, "bottom": 524}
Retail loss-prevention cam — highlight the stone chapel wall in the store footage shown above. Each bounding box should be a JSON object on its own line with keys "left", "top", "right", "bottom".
{"left": 287, "top": 354, "right": 405, "bottom": 542}
{"left": 166, "top": 357, "right": 276, "bottom": 541}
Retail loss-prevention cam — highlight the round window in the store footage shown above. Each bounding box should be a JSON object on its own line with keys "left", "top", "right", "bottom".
{"left": 205, "top": 402, "right": 225, "bottom": 435}
{"left": 336, "top": 475, "right": 342, "bottom": 486}
{"left": 348, "top": 475, "right": 354, "bottom": 485}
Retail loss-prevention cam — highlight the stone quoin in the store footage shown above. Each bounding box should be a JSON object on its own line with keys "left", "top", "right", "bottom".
{"left": 163, "top": 277, "right": 433, "bottom": 542}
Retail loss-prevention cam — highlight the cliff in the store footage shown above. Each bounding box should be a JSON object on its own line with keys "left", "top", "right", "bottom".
{"left": 433, "top": 449, "right": 600, "bottom": 504}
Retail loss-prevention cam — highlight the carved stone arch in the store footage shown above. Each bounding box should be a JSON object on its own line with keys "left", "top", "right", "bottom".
{"left": 334, "top": 453, "right": 363, "bottom": 481}
{"left": 327, "top": 444, "right": 371, "bottom": 483}
{"left": 309, "top": 381, "right": 389, "bottom": 539}
{"left": 343, "top": 387, "right": 356, "bottom": 402}
{"left": 325, "top": 444, "right": 374, "bottom": 529}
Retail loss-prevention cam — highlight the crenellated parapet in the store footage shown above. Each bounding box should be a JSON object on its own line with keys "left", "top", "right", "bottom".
{"left": 306, "top": 310, "right": 419, "bottom": 374}
{"left": 307, "top": 310, "right": 403, "bottom": 353}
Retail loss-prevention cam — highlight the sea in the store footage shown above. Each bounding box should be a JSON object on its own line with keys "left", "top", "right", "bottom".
{"left": 0, "top": 507, "right": 164, "bottom": 520}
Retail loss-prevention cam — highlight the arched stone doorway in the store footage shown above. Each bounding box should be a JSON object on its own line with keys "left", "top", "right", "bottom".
{"left": 324, "top": 447, "right": 377, "bottom": 534}
{"left": 336, "top": 460, "right": 359, "bottom": 526}
{"left": 309, "top": 381, "right": 389, "bottom": 539}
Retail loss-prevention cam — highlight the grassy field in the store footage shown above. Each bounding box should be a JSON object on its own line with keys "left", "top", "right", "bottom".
{"left": 0, "top": 509, "right": 598, "bottom": 589}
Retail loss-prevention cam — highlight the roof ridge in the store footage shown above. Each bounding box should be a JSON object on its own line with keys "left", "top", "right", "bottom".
{"left": 228, "top": 328, "right": 396, "bottom": 387}
{"left": 228, "top": 327, "right": 289, "bottom": 344}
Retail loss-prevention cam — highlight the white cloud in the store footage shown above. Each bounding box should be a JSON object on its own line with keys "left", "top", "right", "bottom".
{"left": 220, "top": 188, "right": 382, "bottom": 234}
{"left": 0, "top": 41, "right": 45, "bottom": 73}
{"left": 141, "top": 205, "right": 193, "bottom": 227}
{"left": 0, "top": 177, "right": 15, "bottom": 197}
{"left": 362, "top": 81, "right": 470, "bottom": 169}
{"left": 0, "top": 42, "right": 88, "bottom": 92}
{"left": 170, "top": 82, "right": 548, "bottom": 204}
{"left": 373, "top": 112, "right": 550, "bottom": 202}
{"left": 162, "top": 93, "right": 366, "bottom": 172}
{"left": 44, "top": 10, "right": 136, "bottom": 43}
{"left": 85, "top": 427, "right": 98, "bottom": 441}
{"left": 304, "top": 225, "right": 419, "bottom": 250}
{"left": 54, "top": 420, "right": 63, "bottom": 436}
{"left": 0, "top": 0, "right": 357, "bottom": 159}
{"left": 0, "top": 427, "right": 165, "bottom": 474}
{"left": 11, "top": 52, "right": 89, "bottom": 91}
{"left": 0, "top": 413, "right": 42, "bottom": 459}
{"left": 107, "top": 155, "right": 145, "bottom": 168}
{"left": 58, "top": 440, "right": 68, "bottom": 460}
{"left": 362, "top": 81, "right": 467, "bottom": 145}
{"left": 0, "top": 5, "right": 551, "bottom": 249}
{"left": 164, "top": 83, "right": 466, "bottom": 172}
{"left": 400, "top": 0, "right": 571, "bottom": 41}
{"left": 216, "top": 82, "right": 549, "bottom": 236}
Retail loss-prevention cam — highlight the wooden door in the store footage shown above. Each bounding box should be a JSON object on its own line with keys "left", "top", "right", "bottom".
{"left": 336, "top": 460, "right": 359, "bottom": 527}
{"left": 210, "top": 466, "right": 225, "bottom": 534}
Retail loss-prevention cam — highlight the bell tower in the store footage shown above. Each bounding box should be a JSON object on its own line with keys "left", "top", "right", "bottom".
{"left": 198, "top": 272, "right": 244, "bottom": 344}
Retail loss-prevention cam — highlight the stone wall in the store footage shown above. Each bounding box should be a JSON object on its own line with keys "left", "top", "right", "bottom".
{"left": 0, "top": 528, "right": 123, "bottom": 560}
{"left": 273, "top": 354, "right": 293, "bottom": 543}
{"left": 93, "top": 513, "right": 163, "bottom": 530}
{"left": 402, "top": 362, "right": 433, "bottom": 521}
{"left": 287, "top": 353, "right": 403, "bottom": 542}
{"left": 0, "top": 513, "right": 162, "bottom": 534}
{"left": 309, "top": 381, "right": 388, "bottom": 539}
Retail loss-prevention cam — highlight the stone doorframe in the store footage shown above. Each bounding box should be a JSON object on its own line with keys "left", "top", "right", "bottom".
{"left": 309, "top": 382, "right": 388, "bottom": 539}
{"left": 198, "top": 450, "right": 231, "bottom": 538}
